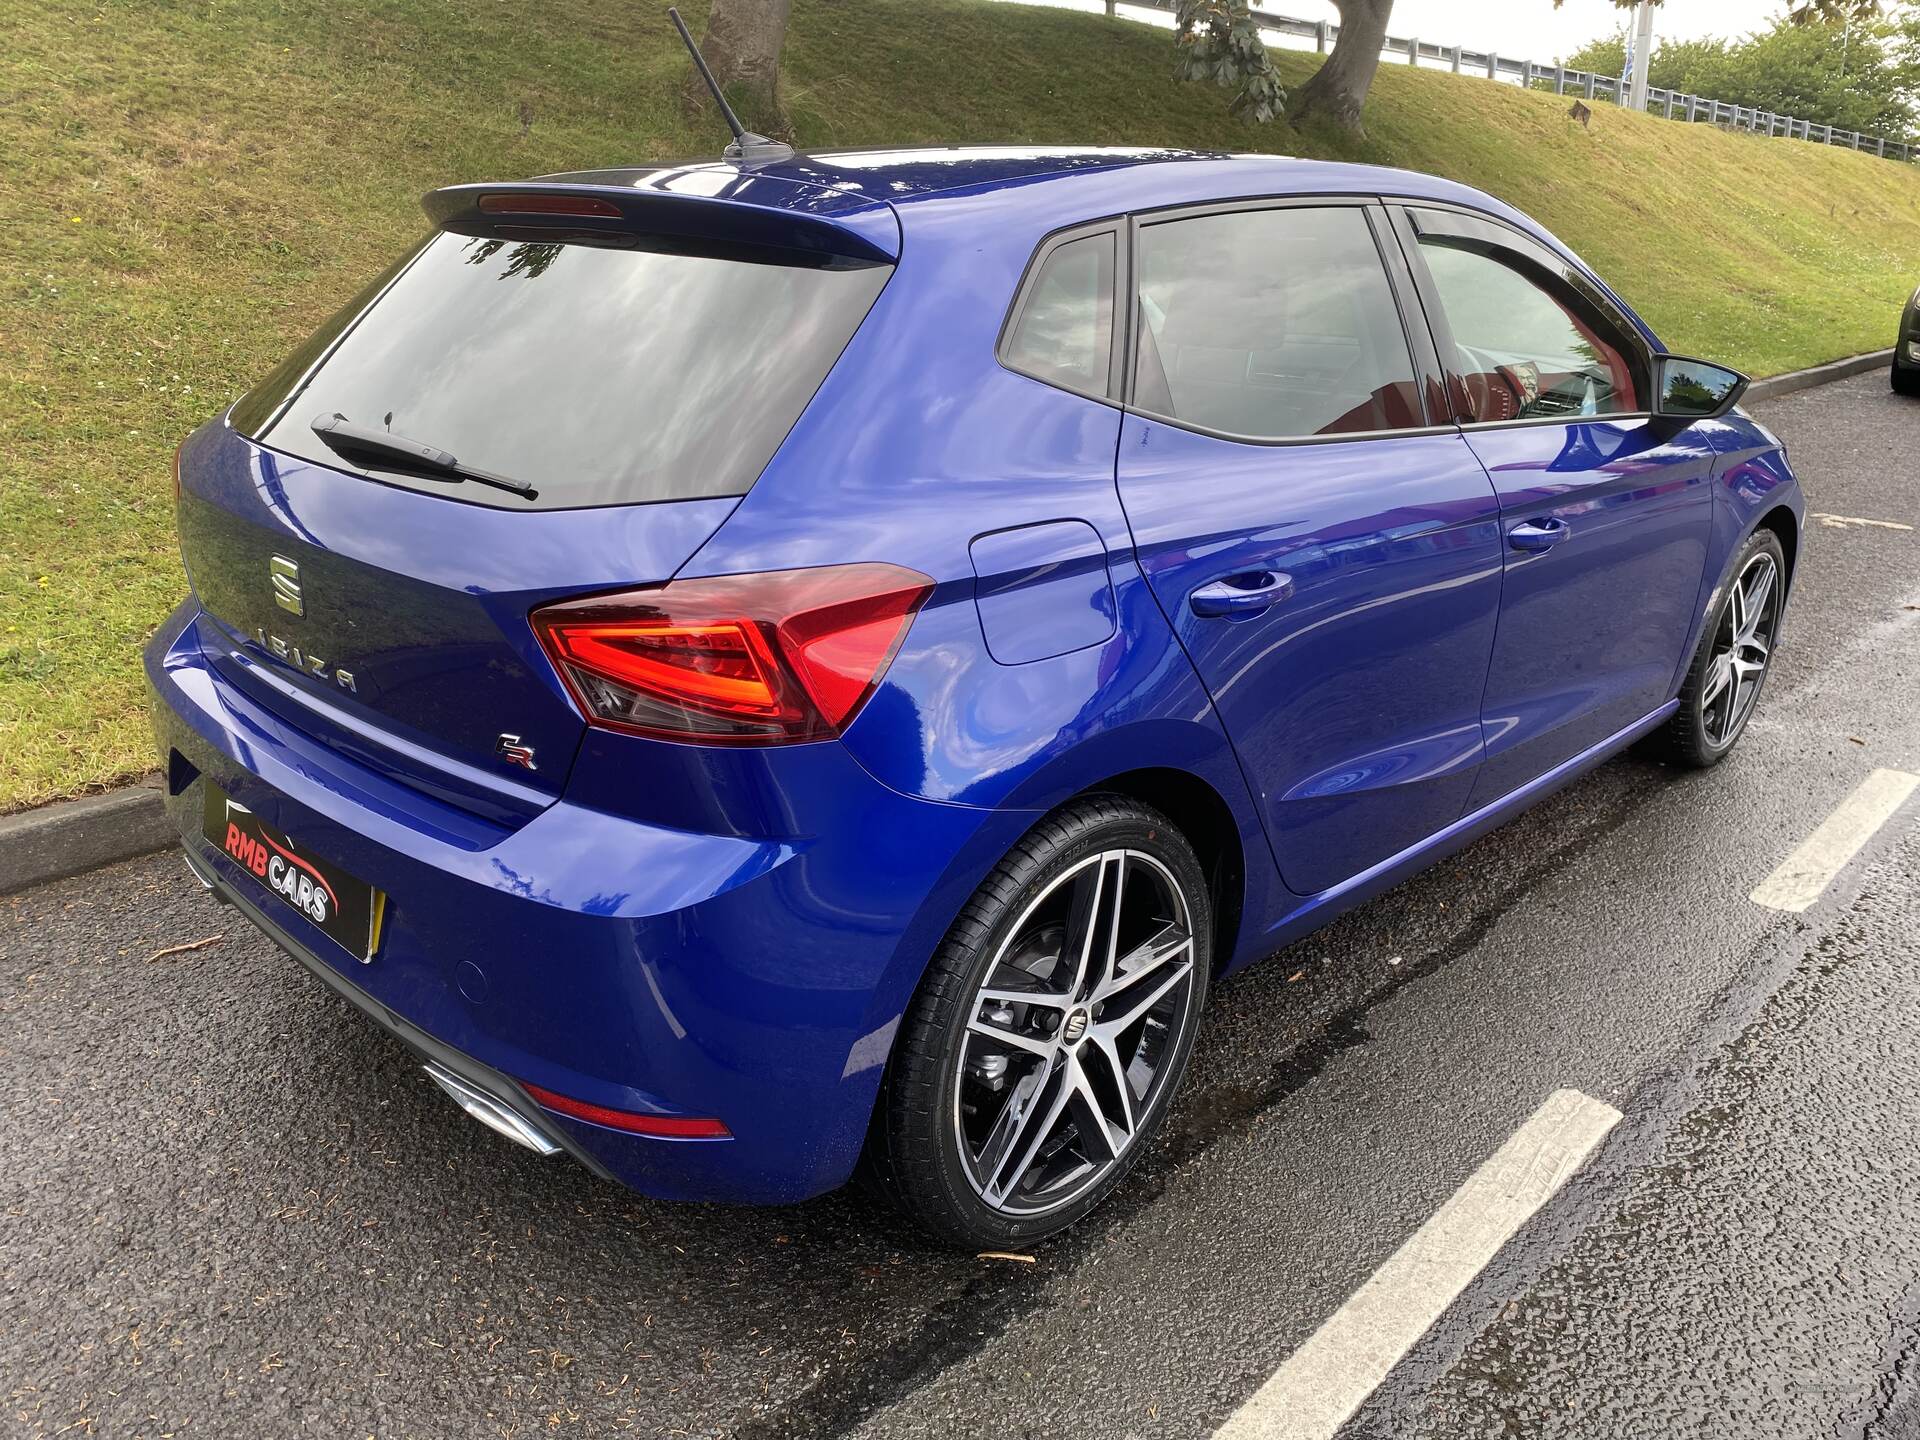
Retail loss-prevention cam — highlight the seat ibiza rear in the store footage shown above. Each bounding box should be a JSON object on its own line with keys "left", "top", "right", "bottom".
{"left": 148, "top": 147, "right": 1799, "bottom": 1246}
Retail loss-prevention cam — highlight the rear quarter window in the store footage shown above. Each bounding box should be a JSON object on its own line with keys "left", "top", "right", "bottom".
{"left": 231, "top": 232, "right": 891, "bottom": 510}
{"left": 1001, "top": 231, "right": 1117, "bottom": 397}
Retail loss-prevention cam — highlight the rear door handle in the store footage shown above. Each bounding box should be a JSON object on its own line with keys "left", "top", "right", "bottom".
{"left": 1507, "top": 518, "right": 1571, "bottom": 553}
{"left": 1189, "top": 570, "right": 1294, "bottom": 618}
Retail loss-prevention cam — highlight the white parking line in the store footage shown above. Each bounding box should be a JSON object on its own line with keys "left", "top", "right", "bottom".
{"left": 1212, "top": 1089, "right": 1621, "bottom": 1440}
{"left": 1750, "top": 768, "right": 1920, "bottom": 913}
{"left": 1809, "top": 512, "right": 1914, "bottom": 532}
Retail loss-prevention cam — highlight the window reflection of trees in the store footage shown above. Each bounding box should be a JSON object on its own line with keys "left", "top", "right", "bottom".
{"left": 1665, "top": 375, "right": 1720, "bottom": 415}
{"left": 462, "top": 238, "right": 564, "bottom": 280}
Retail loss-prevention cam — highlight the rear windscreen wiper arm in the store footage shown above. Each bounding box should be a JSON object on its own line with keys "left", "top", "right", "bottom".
{"left": 308, "top": 413, "right": 539, "bottom": 500}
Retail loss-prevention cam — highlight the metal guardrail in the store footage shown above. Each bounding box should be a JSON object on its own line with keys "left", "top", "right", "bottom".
{"left": 1130, "top": 0, "right": 1915, "bottom": 163}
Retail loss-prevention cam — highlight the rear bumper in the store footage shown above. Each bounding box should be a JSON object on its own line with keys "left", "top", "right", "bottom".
{"left": 180, "top": 842, "right": 603, "bottom": 1177}
{"left": 145, "top": 601, "right": 1030, "bottom": 1204}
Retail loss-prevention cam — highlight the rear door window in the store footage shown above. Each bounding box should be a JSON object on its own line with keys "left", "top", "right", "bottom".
{"left": 231, "top": 233, "right": 891, "bottom": 509}
{"left": 1131, "top": 206, "right": 1424, "bottom": 440}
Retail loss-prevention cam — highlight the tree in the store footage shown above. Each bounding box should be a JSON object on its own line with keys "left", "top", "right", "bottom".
{"left": 1172, "top": 0, "right": 1389, "bottom": 133}
{"left": 683, "top": 0, "right": 792, "bottom": 130}
{"left": 1172, "top": 1, "right": 1285, "bottom": 122}
{"left": 1287, "top": 0, "right": 1396, "bottom": 132}
{"left": 1560, "top": 6, "right": 1919, "bottom": 142}
{"left": 1170, "top": 0, "right": 1890, "bottom": 138}
{"left": 1782, "top": 0, "right": 1890, "bottom": 20}
{"left": 1577, "top": 0, "right": 1884, "bottom": 19}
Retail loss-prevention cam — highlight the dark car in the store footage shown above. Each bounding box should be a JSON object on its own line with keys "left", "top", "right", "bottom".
{"left": 146, "top": 146, "right": 1800, "bottom": 1246}
{"left": 1896, "top": 283, "right": 1920, "bottom": 395}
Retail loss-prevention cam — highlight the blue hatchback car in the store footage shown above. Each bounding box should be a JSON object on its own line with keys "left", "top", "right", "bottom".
{"left": 147, "top": 146, "right": 1801, "bottom": 1246}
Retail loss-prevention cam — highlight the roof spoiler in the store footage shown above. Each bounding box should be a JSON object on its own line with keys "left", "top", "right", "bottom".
{"left": 421, "top": 179, "right": 899, "bottom": 265}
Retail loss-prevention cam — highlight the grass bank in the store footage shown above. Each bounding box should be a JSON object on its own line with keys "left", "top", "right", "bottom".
{"left": 4, "top": 0, "right": 1916, "bottom": 808}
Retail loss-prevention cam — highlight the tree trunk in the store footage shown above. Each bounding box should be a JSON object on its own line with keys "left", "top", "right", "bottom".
{"left": 683, "top": 0, "right": 792, "bottom": 129}
{"left": 1290, "top": 0, "right": 1394, "bottom": 133}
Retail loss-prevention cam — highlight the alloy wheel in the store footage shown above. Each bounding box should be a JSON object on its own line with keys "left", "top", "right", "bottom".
{"left": 1702, "top": 551, "right": 1780, "bottom": 748}
{"left": 951, "top": 848, "right": 1197, "bottom": 1217}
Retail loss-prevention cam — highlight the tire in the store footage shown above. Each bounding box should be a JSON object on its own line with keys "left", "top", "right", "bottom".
{"left": 1655, "top": 527, "right": 1787, "bottom": 768}
{"left": 864, "top": 795, "right": 1212, "bottom": 1249}
{"left": 1893, "top": 363, "right": 1920, "bottom": 397}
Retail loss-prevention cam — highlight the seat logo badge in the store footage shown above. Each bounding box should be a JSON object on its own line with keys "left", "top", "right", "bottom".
{"left": 495, "top": 734, "right": 538, "bottom": 771}
{"left": 270, "top": 555, "right": 303, "bottom": 616}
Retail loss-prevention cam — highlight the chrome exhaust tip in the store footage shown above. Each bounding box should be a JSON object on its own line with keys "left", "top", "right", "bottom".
{"left": 423, "top": 1061, "right": 563, "bottom": 1157}
{"left": 182, "top": 847, "right": 230, "bottom": 902}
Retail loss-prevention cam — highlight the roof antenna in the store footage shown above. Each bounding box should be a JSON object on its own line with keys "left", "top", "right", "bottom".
{"left": 667, "top": 7, "right": 794, "bottom": 166}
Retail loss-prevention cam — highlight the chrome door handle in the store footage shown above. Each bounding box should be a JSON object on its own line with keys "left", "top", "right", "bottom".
{"left": 1508, "top": 518, "right": 1571, "bottom": 552}
{"left": 1189, "top": 570, "right": 1295, "bottom": 618}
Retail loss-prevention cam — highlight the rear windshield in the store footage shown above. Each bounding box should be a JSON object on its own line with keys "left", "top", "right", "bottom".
{"left": 231, "top": 231, "right": 891, "bottom": 509}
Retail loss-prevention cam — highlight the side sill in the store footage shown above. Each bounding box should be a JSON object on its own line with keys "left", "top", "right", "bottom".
{"left": 1241, "top": 700, "right": 1679, "bottom": 968}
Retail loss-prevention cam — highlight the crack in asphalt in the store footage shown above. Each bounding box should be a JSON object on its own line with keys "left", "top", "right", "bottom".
{"left": 1843, "top": 1278, "right": 1920, "bottom": 1440}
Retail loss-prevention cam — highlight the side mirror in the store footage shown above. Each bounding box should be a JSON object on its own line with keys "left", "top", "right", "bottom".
{"left": 1654, "top": 354, "right": 1749, "bottom": 422}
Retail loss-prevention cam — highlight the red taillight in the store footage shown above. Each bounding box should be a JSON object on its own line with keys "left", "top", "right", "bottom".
{"left": 531, "top": 563, "right": 934, "bottom": 746}
{"left": 522, "top": 1082, "right": 731, "bottom": 1139}
{"left": 477, "top": 192, "right": 623, "bottom": 218}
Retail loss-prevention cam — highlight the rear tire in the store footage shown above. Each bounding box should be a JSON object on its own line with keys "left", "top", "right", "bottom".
{"left": 1893, "top": 363, "right": 1920, "bottom": 397}
{"left": 864, "top": 795, "right": 1211, "bottom": 1249}
{"left": 1655, "top": 527, "right": 1786, "bottom": 768}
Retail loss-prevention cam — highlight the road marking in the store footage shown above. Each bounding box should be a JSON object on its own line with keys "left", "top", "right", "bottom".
{"left": 1809, "top": 512, "right": 1914, "bottom": 532}
{"left": 1212, "top": 1089, "right": 1621, "bottom": 1440}
{"left": 1750, "top": 768, "right": 1920, "bottom": 913}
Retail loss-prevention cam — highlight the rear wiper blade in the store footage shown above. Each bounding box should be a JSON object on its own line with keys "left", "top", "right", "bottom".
{"left": 308, "top": 413, "right": 538, "bottom": 500}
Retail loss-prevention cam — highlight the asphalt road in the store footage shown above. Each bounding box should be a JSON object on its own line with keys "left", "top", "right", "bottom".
{"left": 4, "top": 370, "right": 1918, "bottom": 1440}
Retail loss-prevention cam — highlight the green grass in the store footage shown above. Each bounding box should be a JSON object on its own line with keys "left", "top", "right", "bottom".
{"left": 5, "top": 0, "right": 1918, "bottom": 810}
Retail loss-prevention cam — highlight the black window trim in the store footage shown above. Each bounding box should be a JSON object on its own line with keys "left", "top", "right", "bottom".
{"left": 993, "top": 191, "right": 1657, "bottom": 444}
{"left": 995, "top": 220, "right": 1130, "bottom": 406}
{"left": 1115, "top": 194, "right": 1457, "bottom": 450}
{"left": 1383, "top": 199, "right": 1657, "bottom": 432}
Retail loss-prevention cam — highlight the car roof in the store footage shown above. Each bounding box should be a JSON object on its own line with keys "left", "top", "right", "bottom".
{"left": 548, "top": 145, "right": 1522, "bottom": 223}
{"left": 779, "top": 145, "right": 1218, "bottom": 198}
{"left": 532, "top": 146, "right": 1586, "bottom": 287}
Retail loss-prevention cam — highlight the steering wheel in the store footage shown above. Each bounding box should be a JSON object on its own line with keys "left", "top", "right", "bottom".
{"left": 1456, "top": 346, "right": 1523, "bottom": 423}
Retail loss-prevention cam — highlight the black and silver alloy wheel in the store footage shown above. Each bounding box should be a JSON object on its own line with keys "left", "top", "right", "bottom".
{"left": 1701, "top": 550, "right": 1779, "bottom": 748}
{"left": 954, "top": 847, "right": 1196, "bottom": 1217}
{"left": 866, "top": 796, "right": 1212, "bottom": 1247}
{"left": 1659, "top": 526, "right": 1787, "bottom": 768}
